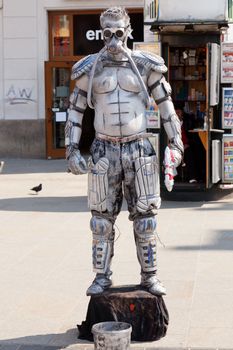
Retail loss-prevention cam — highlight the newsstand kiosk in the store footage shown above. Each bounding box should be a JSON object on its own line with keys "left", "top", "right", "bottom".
{"left": 146, "top": 24, "right": 233, "bottom": 200}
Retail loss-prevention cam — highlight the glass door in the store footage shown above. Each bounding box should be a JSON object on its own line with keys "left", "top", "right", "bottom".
{"left": 45, "top": 61, "right": 74, "bottom": 159}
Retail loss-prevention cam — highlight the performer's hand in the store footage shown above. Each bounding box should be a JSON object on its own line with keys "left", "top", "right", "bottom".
{"left": 66, "top": 148, "right": 87, "bottom": 175}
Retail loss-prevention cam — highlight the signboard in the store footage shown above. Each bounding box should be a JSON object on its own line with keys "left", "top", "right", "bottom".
{"left": 145, "top": 97, "right": 160, "bottom": 129}
{"left": 157, "top": 0, "right": 227, "bottom": 22}
{"left": 144, "top": 0, "right": 158, "bottom": 23}
{"left": 221, "top": 42, "right": 233, "bottom": 83}
{"left": 222, "top": 88, "right": 233, "bottom": 128}
{"left": 133, "top": 42, "right": 161, "bottom": 130}
{"left": 133, "top": 42, "right": 161, "bottom": 56}
{"left": 73, "top": 12, "right": 143, "bottom": 55}
{"left": 145, "top": 109, "right": 160, "bottom": 128}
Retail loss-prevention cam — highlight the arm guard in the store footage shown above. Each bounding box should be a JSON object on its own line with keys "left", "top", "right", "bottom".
{"left": 65, "top": 76, "right": 88, "bottom": 159}
{"left": 148, "top": 71, "right": 184, "bottom": 161}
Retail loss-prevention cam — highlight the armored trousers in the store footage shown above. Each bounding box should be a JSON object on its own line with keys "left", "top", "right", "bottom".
{"left": 88, "top": 137, "right": 161, "bottom": 276}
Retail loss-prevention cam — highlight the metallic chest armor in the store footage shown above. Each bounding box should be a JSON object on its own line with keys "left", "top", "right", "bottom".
{"left": 92, "top": 65, "right": 147, "bottom": 137}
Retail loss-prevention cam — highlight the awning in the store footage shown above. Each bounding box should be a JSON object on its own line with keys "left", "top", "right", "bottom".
{"left": 150, "top": 21, "right": 229, "bottom": 34}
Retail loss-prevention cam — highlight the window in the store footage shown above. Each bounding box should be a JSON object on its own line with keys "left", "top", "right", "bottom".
{"left": 52, "top": 15, "right": 71, "bottom": 57}
{"left": 48, "top": 10, "right": 143, "bottom": 60}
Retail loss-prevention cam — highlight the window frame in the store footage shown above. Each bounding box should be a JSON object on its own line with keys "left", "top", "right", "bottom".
{"left": 48, "top": 8, "right": 143, "bottom": 61}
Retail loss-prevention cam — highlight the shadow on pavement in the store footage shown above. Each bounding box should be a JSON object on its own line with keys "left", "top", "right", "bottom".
{"left": 0, "top": 328, "right": 93, "bottom": 349}
{"left": 193, "top": 201, "right": 233, "bottom": 211}
{"left": 160, "top": 200, "right": 203, "bottom": 209}
{"left": 0, "top": 159, "right": 68, "bottom": 175}
{"left": 0, "top": 196, "right": 204, "bottom": 213}
{"left": 0, "top": 196, "right": 89, "bottom": 213}
{"left": 171, "top": 229, "right": 233, "bottom": 251}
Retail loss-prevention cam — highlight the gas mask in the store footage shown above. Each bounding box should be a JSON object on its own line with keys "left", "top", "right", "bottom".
{"left": 102, "top": 25, "right": 130, "bottom": 54}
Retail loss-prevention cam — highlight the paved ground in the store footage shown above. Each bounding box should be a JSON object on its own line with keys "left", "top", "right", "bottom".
{"left": 0, "top": 158, "right": 233, "bottom": 350}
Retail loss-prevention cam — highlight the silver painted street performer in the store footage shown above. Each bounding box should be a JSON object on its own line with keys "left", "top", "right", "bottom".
{"left": 65, "top": 7, "right": 183, "bottom": 297}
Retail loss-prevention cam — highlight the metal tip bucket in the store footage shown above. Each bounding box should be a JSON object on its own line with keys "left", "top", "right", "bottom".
{"left": 92, "top": 321, "right": 132, "bottom": 350}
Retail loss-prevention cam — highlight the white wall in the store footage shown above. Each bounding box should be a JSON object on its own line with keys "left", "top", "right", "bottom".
{"left": 158, "top": 0, "right": 228, "bottom": 22}
{"left": 3, "top": 0, "right": 38, "bottom": 119}
{"left": 43, "top": 0, "right": 143, "bottom": 10}
{"left": 0, "top": 8, "right": 3, "bottom": 119}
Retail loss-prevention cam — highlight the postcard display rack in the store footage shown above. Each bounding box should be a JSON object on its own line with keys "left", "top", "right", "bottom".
{"left": 222, "top": 134, "right": 233, "bottom": 183}
{"left": 222, "top": 89, "right": 233, "bottom": 183}
{"left": 222, "top": 88, "right": 233, "bottom": 129}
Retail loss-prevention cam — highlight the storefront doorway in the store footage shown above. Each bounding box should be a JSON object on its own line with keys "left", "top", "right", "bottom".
{"left": 45, "top": 9, "right": 143, "bottom": 159}
{"left": 45, "top": 61, "right": 73, "bottom": 159}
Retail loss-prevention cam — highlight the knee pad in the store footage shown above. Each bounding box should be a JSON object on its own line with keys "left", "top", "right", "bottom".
{"left": 90, "top": 216, "right": 113, "bottom": 238}
{"left": 134, "top": 216, "right": 157, "bottom": 236}
{"left": 134, "top": 216, "right": 157, "bottom": 272}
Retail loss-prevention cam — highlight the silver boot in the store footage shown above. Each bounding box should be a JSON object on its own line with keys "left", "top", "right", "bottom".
{"left": 86, "top": 273, "right": 112, "bottom": 296}
{"left": 141, "top": 273, "right": 166, "bottom": 296}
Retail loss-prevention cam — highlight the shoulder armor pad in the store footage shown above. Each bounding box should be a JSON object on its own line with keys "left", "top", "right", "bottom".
{"left": 71, "top": 54, "right": 98, "bottom": 80}
{"left": 132, "top": 50, "right": 167, "bottom": 74}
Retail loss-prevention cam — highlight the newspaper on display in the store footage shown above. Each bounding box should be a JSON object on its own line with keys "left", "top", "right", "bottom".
{"left": 221, "top": 42, "right": 233, "bottom": 83}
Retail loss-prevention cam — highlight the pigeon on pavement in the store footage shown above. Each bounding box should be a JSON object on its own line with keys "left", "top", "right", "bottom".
{"left": 30, "top": 183, "right": 42, "bottom": 194}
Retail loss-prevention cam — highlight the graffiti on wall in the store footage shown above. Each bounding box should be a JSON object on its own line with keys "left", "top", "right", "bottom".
{"left": 6, "top": 85, "right": 36, "bottom": 105}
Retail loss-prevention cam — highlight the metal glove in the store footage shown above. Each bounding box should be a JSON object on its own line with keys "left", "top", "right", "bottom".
{"left": 67, "top": 148, "right": 87, "bottom": 175}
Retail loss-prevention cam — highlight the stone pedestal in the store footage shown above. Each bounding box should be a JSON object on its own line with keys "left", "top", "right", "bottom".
{"left": 77, "top": 285, "right": 169, "bottom": 342}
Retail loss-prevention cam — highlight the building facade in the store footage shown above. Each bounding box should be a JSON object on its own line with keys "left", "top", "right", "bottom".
{"left": 0, "top": 0, "right": 143, "bottom": 158}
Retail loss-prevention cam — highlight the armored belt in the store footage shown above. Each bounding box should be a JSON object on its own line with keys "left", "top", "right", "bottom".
{"left": 96, "top": 132, "right": 153, "bottom": 144}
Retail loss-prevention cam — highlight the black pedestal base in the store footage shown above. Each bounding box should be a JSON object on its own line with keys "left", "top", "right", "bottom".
{"left": 77, "top": 285, "right": 169, "bottom": 342}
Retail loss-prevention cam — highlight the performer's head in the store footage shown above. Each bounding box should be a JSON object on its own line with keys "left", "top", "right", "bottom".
{"left": 100, "top": 7, "right": 132, "bottom": 54}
